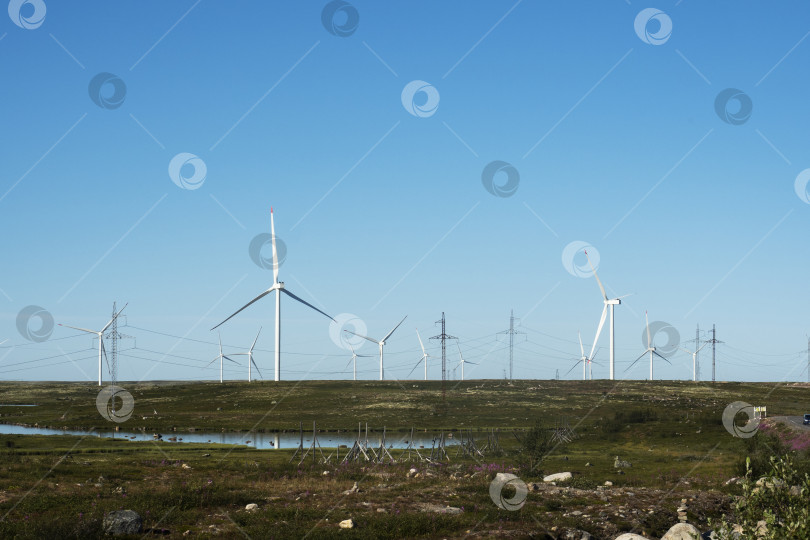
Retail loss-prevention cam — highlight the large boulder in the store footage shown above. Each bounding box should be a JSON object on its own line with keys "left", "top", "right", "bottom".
{"left": 662, "top": 523, "right": 702, "bottom": 539}
{"left": 103, "top": 510, "right": 143, "bottom": 536}
{"left": 614, "top": 534, "right": 650, "bottom": 540}
{"left": 543, "top": 472, "right": 572, "bottom": 482}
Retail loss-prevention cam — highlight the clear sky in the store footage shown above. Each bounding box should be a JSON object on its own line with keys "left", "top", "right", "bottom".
{"left": 1, "top": 1, "right": 809, "bottom": 383}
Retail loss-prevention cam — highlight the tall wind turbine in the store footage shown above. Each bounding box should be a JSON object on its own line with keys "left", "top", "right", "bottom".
{"left": 584, "top": 250, "right": 628, "bottom": 380}
{"left": 59, "top": 303, "right": 127, "bottom": 386}
{"left": 626, "top": 311, "right": 671, "bottom": 380}
{"left": 207, "top": 332, "right": 239, "bottom": 383}
{"left": 407, "top": 328, "right": 431, "bottom": 381}
{"left": 345, "top": 344, "right": 372, "bottom": 381}
{"left": 344, "top": 316, "right": 407, "bottom": 381}
{"left": 455, "top": 343, "right": 477, "bottom": 381}
{"left": 679, "top": 341, "right": 709, "bottom": 382}
{"left": 231, "top": 328, "right": 263, "bottom": 382}
{"left": 212, "top": 208, "right": 335, "bottom": 381}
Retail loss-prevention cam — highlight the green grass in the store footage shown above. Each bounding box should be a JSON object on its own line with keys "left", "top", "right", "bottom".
{"left": 0, "top": 380, "right": 808, "bottom": 538}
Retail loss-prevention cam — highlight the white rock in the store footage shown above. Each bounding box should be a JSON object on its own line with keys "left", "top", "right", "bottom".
{"left": 604, "top": 481, "right": 613, "bottom": 487}
{"left": 338, "top": 518, "right": 355, "bottom": 529}
{"left": 181, "top": 463, "right": 191, "bottom": 470}
{"left": 543, "top": 472, "right": 572, "bottom": 482}
{"left": 614, "top": 534, "right": 650, "bottom": 540}
{"left": 661, "top": 523, "right": 701, "bottom": 540}
{"left": 245, "top": 503, "right": 258, "bottom": 511}
{"left": 755, "top": 476, "right": 785, "bottom": 489}
{"left": 322, "top": 470, "right": 330, "bottom": 476}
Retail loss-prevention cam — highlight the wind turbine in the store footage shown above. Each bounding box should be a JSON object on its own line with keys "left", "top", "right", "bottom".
{"left": 344, "top": 315, "right": 407, "bottom": 381}
{"left": 584, "top": 250, "right": 628, "bottom": 380}
{"left": 212, "top": 208, "right": 335, "bottom": 381}
{"left": 207, "top": 332, "right": 239, "bottom": 383}
{"left": 345, "top": 344, "right": 372, "bottom": 381}
{"left": 407, "top": 328, "right": 431, "bottom": 381}
{"left": 626, "top": 311, "right": 671, "bottom": 380}
{"left": 679, "top": 340, "right": 709, "bottom": 382}
{"left": 58, "top": 303, "right": 127, "bottom": 386}
{"left": 455, "top": 343, "right": 477, "bottom": 381}
{"left": 230, "top": 328, "right": 263, "bottom": 382}
{"left": 566, "top": 332, "right": 589, "bottom": 380}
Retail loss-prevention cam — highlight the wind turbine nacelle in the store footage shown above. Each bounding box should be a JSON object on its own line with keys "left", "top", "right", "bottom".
{"left": 607, "top": 299, "right": 621, "bottom": 305}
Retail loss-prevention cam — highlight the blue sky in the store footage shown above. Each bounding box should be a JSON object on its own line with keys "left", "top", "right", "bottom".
{"left": 1, "top": 1, "right": 809, "bottom": 383}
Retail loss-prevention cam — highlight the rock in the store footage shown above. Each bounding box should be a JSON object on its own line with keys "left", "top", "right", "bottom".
{"left": 342, "top": 482, "right": 360, "bottom": 495}
{"left": 103, "top": 510, "right": 143, "bottom": 536}
{"left": 614, "top": 456, "right": 632, "bottom": 468}
{"left": 322, "top": 470, "right": 330, "bottom": 476}
{"left": 614, "top": 534, "right": 650, "bottom": 540}
{"left": 338, "top": 518, "right": 355, "bottom": 529}
{"left": 562, "top": 530, "right": 591, "bottom": 540}
{"left": 181, "top": 463, "right": 191, "bottom": 470}
{"left": 245, "top": 503, "right": 258, "bottom": 511}
{"left": 183, "top": 531, "right": 191, "bottom": 536}
{"left": 755, "top": 476, "right": 785, "bottom": 489}
{"left": 407, "top": 468, "right": 418, "bottom": 478}
{"left": 417, "top": 503, "right": 463, "bottom": 514}
{"left": 543, "top": 472, "right": 572, "bottom": 482}
{"left": 724, "top": 477, "right": 739, "bottom": 485}
{"left": 376, "top": 507, "right": 386, "bottom": 513}
{"left": 790, "top": 485, "right": 802, "bottom": 496}
{"left": 604, "top": 481, "right": 613, "bottom": 487}
{"left": 662, "top": 523, "right": 701, "bottom": 540}
{"left": 493, "top": 472, "right": 514, "bottom": 483}
{"left": 585, "top": 462, "right": 592, "bottom": 467}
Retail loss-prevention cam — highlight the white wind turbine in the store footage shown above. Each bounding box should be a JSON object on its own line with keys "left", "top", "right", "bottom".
{"left": 344, "top": 316, "right": 407, "bottom": 381}
{"left": 212, "top": 208, "right": 335, "bottom": 381}
{"left": 679, "top": 340, "right": 709, "bottom": 382}
{"left": 566, "top": 331, "right": 598, "bottom": 381}
{"left": 406, "top": 328, "right": 431, "bottom": 381}
{"left": 455, "top": 343, "right": 477, "bottom": 381}
{"left": 230, "top": 328, "right": 263, "bottom": 382}
{"left": 626, "top": 311, "right": 671, "bottom": 380}
{"left": 59, "top": 303, "right": 127, "bottom": 386}
{"left": 584, "top": 250, "right": 629, "bottom": 380}
{"left": 207, "top": 332, "right": 239, "bottom": 383}
{"left": 345, "top": 344, "right": 372, "bottom": 381}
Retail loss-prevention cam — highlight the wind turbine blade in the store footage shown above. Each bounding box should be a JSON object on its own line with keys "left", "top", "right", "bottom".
{"left": 416, "top": 329, "right": 426, "bottom": 354}
{"left": 466, "top": 361, "right": 478, "bottom": 365}
{"left": 223, "top": 355, "right": 240, "bottom": 365}
{"left": 565, "top": 360, "right": 583, "bottom": 376}
{"left": 645, "top": 311, "right": 652, "bottom": 348}
{"left": 280, "top": 288, "right": 335, "bottom": 322}
{"left": 584, "top": 250, "right": 607, "bottom": 300}
{"left": 697, "top": 341, "right": 710, "bottom": 353}
{"left": 101, "top": 302, "right": 129, "bottom": 333}
{"left": 205, "top": 357, "right": 219, "bottom": 368}
{"left": 578, "top": 331, "right": 584, "bottom": 357}
{"left": 211, "top": 288, "right": 274, "bottom": 330}
{"left": 58, "top": 324, "right": 99, "bottom": 335}
{"left": 250, "top": 327, "right": 262, "bottom": 352}
{"left": 624, "top": 351, "right": 648, "bottom": 373}
{"left": 101, "top": 340, "right": 111, "bottom": 375}
{"left": 382, "top": 315, "right": 407, "bottom": 343}
{"left": 218, "top": 332, "right": 223, "bottom": 357}
{"left": 270, "top": 207, "right": 279, "bottom": 285}
{"left": 344, "top": 330, "right": 379, "bottom": 345}
{"left": 344, "top": 357, "right": 354, "bottom": 370}
{"left": 588, "top": 305, "right": 608, "bottom": 361}
{"left": 251, "top": 358, "right": 263, "bottom": 379}
{"left": 653, "top": 351, "right": 671, "bottom": 364}
{"left": 406, "top": 359, "right": 423, "bottom": 379}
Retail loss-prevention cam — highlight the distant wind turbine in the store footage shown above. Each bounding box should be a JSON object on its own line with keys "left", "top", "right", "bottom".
{"left": 679, "top": 340, "right": 709, "bottom": 382}
{"left": 230, "top": 328, "right": 263, "bottom": 382}
{"left": 626, "top": 311, "right": 671, "bottom": 380}
{"left": 207, "top": 332, "right": 239, "bottom": 383}
{"left": 407, "top": 328, "right": 431, "bottom": 380}
{"left": 566, "top": 331, "right": 599, "bottom": 381}
{"left": 344, "top": 316, "right": 407, "bottom": 381}
{"left": 59, "top": 303, "right": 127, "bottom": 386}
{"left": 345, "top": 344, "right": 372, "bottom": 381}
{"left": 455, "top": 343, "right": 477, "bottom": 381}
{"left": 212, "top": 208, "right": 335, "bottom": 381}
